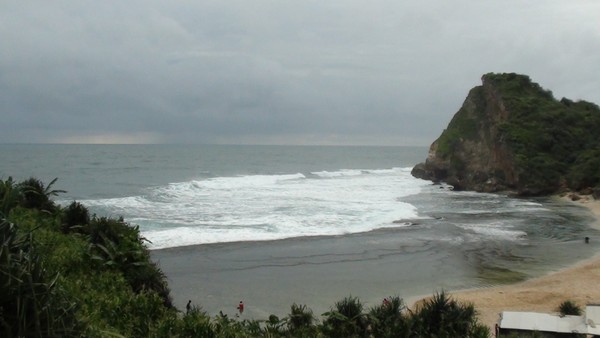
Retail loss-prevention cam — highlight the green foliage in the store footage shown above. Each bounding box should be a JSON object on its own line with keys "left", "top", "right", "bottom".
{"left": 179, "top": 307, "right": 215, "bottom": 337}
{"left": 17, "top": 177, "right": 65, "bottom": 213}
{"left": 0, "top": 177, "right": 21, "bottom": 217}
{"left": 85, "top": 216, "right": 173, "bottom": 307}
{"left": 368, "top": 296, "right": 410, "bottom": 338}
{"left": 485, "top": 73, "right": 600, "bottom": 194}
{"left": 322, "top": 296, "right": 369, "bottom": 338}
{"left": 287, "top": 303, "right": 316, "bottom": 336}
{"left": 568, "top": 147, "right": 600, "bottom": 190}
{"left": 0, "top": 218, "right": 82, "bottom": 337}
{"left": 62, "top": 201, "right": 90, "bottom": 233}
{"left": 264, "top": 314, "right": 286, "bottom": 336}
{"left": 434, "top": 73, "right": 600, "bottom": 195}
{"left": 30, "top": 227, "right": 88, "bottom": 276}
{"left": 558, "top": 299, "right": 582, "bottom": 316}
{"left": 212, "top": 314, "right": 266, "bottom": 338}
{"left": 411, "top": 291, "right": 489, "bottom": 338}
{"left": 1, "top": 177, "right": 175, "bottom": 337}
{"left": 436, "top": 87, "right": 482, "bottom": 158}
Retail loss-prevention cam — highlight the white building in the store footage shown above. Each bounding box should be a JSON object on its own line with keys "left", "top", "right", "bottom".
{"left": 498, "top": 304, "right": 600, "bottom": 337}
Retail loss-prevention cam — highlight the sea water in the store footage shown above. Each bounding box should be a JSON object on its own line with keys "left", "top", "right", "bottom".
{"left": 1, "top": 144, "right": 598, "bottom": 314}
{"left": 1, "top": 144, "right": 430, "bottom": 248}
{"left": 2, "top": 143, "right": 598, "bottom": 265}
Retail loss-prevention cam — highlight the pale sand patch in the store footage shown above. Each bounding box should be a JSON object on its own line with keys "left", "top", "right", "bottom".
{"left": 419, "top": 196, "right": 600, "bottom": 330}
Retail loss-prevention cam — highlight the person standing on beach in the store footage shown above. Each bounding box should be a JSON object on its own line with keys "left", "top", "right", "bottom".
{"left": 237, "top": 301, "right": 244, "bottom": 315}
{"left": 186, "top": 300, "right": 192, "bottom": 314}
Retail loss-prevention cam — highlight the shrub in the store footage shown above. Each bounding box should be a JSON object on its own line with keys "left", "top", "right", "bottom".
{"left": 0, "top": 218, "right": 81, "bottom": 337}
{"left": 369, "top": 296, "right": 410, "bottom": 338}
{"left": 287, "top": 303, "right": 316, "bottom": 336}
{"left": 86, "top": 216, "right": 173, "bottom": 308}
{"left": 322, "top": 296, "right": 369, "bottom": 338}
{"left": 411, "top": 290, "right": 489, "bottom": 338}
{"left": 17, "top": 177, "right": 65, "bottom": 213}
{"left": 558, "top": 300, "right": 582, "bottom": 316}
{"left": 62, "top": 201, "right": 90, "bottom": 233}
{"left": 179, "top": 307, "right": 215, "bottom": 337}
{"left": 0, "top": 177, "right": 21, "bottom": 217}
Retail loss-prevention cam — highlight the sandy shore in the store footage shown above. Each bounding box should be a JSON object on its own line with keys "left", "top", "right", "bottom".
{"left": 446, "top": 196, "right": 600, "bottom": 329}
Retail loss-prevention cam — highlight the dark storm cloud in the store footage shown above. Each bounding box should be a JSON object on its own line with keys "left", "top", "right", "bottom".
{"left": 1, "top": 1, "right": 599, "bottom": 145}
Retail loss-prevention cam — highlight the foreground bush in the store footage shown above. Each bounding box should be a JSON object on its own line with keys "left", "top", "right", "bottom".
{"left": 0, "top": 218, "right": 81, "bottom": 337}
{"left": 287, "top": 303, "right": 316, "bottom": 336}
{"left": 411, "top": 291, "right": 489, "bottom": 338}
{"left": 369, "top": 296, "right": 410, "bottom": 338}
{"left": 558, "top": 299, "right": 582, "bottom": 316}
{"left": 322, "top": 296, "right": 369, "bottom": 337}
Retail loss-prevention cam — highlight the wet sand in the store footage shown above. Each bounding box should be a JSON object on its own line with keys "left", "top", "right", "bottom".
{"left": 447, "top": 196, "right": 600, "bottom": 329}
{"left": 152, "top": 195, "right": 600, "bottom": 324}
{"left": 152, "top": 229, "right": 481, "bottom": 319}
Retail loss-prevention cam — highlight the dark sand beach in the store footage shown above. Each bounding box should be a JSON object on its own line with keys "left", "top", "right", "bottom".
{"left": 152, "top": 197, "right": 600, "bottom": 328}
{"left": 152, "top": 229, "right": 480, "bottom": 319}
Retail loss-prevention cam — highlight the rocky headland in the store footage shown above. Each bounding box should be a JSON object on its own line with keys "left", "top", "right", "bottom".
{"left": 412, "top": 72, "right": 600, "bottom": 197}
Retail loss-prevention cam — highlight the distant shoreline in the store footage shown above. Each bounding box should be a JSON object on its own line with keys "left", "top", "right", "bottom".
{"left": 439, "top": 195, "right": 600, "bottom": 329}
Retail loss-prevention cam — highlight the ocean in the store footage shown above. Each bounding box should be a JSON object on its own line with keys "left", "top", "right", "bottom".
{"left": 2, "top": 144, "right": 598, "bottom": 316}
{"left": 1, "top": 144, "right": 430, "bottom": 248}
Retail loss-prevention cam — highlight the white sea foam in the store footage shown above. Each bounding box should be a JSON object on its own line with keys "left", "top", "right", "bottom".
{"left": 458, "top": 222, "right": 528, "bottom": 241}
{"left": 82, "top": 167, "right": 429, "bottom": 249}
{"left": 311, "top": 169, "right": 363, "bottom": 178}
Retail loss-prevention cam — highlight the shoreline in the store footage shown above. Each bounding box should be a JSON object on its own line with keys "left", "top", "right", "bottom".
{"left": 152, "top": 193, "right": 600, "bottom": 323}
{"left": 443, "top": 195, "right": 600, "bottom": 329}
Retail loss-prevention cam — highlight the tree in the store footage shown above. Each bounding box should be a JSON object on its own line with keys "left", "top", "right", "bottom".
{"left": 322, "top": 296, "right": 369, "bottom": 338}
{"left": 411, "top": 291, "right": 489, "bottom": 338}
{"left": 369, "top": 296, "right": 410, "bottom": 338}
{"left": 62, "top": 201, "right": 90, "bottom": 233}
{"left": 286, "top": 303, "right": 316, "bottom": 336}
{"left": 0, "top": 177, "right": 21, "bottom": 216}
{"left": 17, "top": 177, "right": 65, "bottom": 212}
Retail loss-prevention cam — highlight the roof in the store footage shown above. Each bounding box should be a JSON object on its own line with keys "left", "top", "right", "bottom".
{"left": 499, "top": 311, "right": 586, "bottom": 334}
{"left": 586, "top": 305, "right": 600, "bottom": 324}
{"left": 586, "top": 307, "right": 600, "bottom": 336}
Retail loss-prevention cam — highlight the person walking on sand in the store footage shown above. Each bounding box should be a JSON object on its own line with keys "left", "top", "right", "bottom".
{"left": 237, "top": 301, "right": 244, "bottom": 315}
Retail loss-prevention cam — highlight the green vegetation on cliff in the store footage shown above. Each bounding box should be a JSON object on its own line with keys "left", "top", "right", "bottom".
{"left": 435, "top": 87, "right": 482, "bottom": 158}
{"left": 419, "top": 72, "right": 600, "bottom": 195}
{"left": 486, "top": 73, "right": 600, "bottom": 193}
{"left": 1, "top": 176, "right": 490, "bottom": 337}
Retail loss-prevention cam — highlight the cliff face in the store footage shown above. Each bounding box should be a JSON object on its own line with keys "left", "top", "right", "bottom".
{"left": 411, "top": 75, "right": 518, "bottom": 193}
{"left": 412, "top": 73, "right": 600, "bottom": 196}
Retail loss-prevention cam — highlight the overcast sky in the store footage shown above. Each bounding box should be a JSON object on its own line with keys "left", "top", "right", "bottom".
{"left": 1, "top": 1, "right": 599, "bottom": 146}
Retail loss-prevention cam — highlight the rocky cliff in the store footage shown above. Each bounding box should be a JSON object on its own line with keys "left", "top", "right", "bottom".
{"left": 412, "top": 73, "right": 600, "bottom": 196}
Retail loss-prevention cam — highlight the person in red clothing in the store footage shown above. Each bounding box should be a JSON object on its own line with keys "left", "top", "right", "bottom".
{"left": 237, "top": 301, "right": 244, "bottom": 315}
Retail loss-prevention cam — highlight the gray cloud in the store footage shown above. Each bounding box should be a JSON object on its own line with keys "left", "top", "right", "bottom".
{"left": 1, "top": 0, "right": 599, "bottom": 145}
